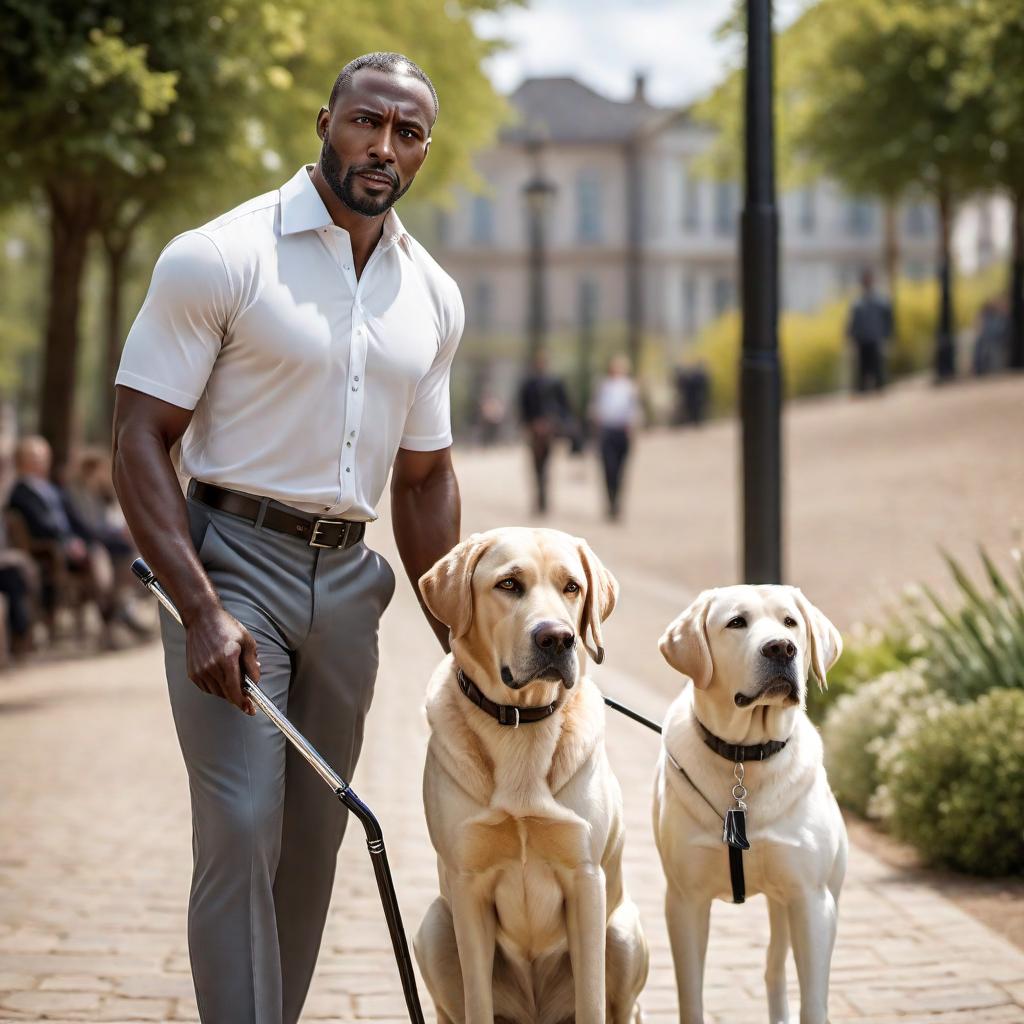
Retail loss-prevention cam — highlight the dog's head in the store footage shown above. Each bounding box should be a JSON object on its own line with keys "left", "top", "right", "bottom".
{"left": 419, "top": 528, "right": 617, "bottom": 703}
{"left": 659, "top": 585, "right": 841, "bottom": 714}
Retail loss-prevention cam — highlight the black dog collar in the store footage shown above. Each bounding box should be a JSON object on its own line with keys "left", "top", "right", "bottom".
{"left": 457, "top": 669, "right": 561, "bottom": 727}
{"left": 696, "top": 718, "right": 788, "bottom": 763}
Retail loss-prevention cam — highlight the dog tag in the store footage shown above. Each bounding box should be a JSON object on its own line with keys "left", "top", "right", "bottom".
{"left": 723, "top": 807, "right": 750, "bottom": 850}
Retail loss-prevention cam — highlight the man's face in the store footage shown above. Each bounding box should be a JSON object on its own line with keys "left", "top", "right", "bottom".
{"left": 317, "top": 68, "right": 434, "bottom": 218}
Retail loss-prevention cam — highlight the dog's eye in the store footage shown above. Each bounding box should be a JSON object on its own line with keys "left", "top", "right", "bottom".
{"left": 784, "top": 616, "right": 798, "bottom": 628}
{"left": 726, "top": 616, "right": 747, "bottom": 629}
{"left": 564, "top": 581, "right": 580, "bottom": 594}
{"left": 495, "top": 578, "right": 521, "bottom": 594}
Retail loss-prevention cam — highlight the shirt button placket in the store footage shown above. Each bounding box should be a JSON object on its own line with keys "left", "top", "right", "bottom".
{"left": 340, "top": 308, "right": 367, "bottom": 501}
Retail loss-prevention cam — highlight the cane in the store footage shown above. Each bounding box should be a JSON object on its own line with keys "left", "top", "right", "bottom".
{"left": 131, "top": 558, "right": 425, "bottom": 1024}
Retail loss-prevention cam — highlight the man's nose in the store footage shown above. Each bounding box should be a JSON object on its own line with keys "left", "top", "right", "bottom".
{"left": 369, "top": 126, "right": 396, "bottom": 164}
{"left": 760, "top": 637, "right": 796, "bottom": 662}
{"left": 532, "top": 621, "right": 576, "bottom": 654}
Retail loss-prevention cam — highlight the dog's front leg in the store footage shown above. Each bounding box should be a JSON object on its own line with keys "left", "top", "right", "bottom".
{"left": 787, "top": 887, "right": 837, "bottom": 1024}
{"left": 448, "top": 873, "right": 497, "bottom": 1024}
{"left": 566, "top": 863, "right": 607, "bottom": 1024}
{"left": 665, "top": 885, "right": 711, "bottom": 1024}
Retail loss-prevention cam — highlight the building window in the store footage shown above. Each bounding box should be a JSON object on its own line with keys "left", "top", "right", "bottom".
{"left": 682, "top": 274, "right": 698, "bottom": 336}
{"left": 578, "top": 277, "right": 599, "bottom": 329}
{"left": 845, "top": 198, "right": 875, "bottom": 237}
{"left": 712, "top": 276, "right": 735, "bottom": 317}
{"left": 471, "top": 195, "right": 494, "bottom": 245}
{"left": 576, "top": 172, "right": 603, "bottom": 243}
{"left": 904, "top": 201, "right": 931, "bottom": 237}
{"left": 713, "top": 181, "right": 737, "bottom": 237}
{"left": 682, "top": 163, "right": 701, "bottom": 232}
{"left": 798, "top": 186, "right": 816, "bottom": 235}
{"left": 473, "top": 279, "right": 493, "bottom": 333}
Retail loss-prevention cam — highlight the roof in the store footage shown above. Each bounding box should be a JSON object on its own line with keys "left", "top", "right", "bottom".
{"left": 501, "top": 76, "right": 669, "bottom": 145}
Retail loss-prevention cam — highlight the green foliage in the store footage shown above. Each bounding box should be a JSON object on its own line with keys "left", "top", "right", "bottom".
{"left": 692, "top": 269, "right": 1000, "bottom": 414}
{"left": 874, "top": 689, "right": 1024, "bottom": 875}
{"left": 905, "top": 548, "right": 1024, "bottom": 702}
{"left": 822, "top": 670, "right": 952, "bottom": 817}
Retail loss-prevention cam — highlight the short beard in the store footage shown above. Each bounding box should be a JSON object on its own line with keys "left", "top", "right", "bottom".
{"left": 319, "top": 139, "right": 411, "bottom": 217}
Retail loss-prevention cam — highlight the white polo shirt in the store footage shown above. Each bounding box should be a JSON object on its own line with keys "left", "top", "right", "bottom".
{"left": 117, "top": 166, "right": 464, "bottom": 520}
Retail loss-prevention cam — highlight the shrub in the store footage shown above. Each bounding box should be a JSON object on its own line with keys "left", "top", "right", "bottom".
{"left": 821, "top": 669, "right": 952, "bottom": 816}
{"left": 873, "top": 689, "right": 1024, "bottom": 876}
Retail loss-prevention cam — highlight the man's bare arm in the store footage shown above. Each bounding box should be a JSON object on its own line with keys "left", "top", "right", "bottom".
{"left": 390, "top": 446, "right": 460, "bottom": 651}
{"left": 111, "top": 385, "right": 258, "bottom": 713}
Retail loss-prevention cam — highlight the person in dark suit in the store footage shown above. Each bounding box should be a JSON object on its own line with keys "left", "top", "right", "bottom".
{"left": 518, "top": 350, "right": 571, "bottom": 515}
{"left": 846, "top": 269, "right": 893, "bottom": 393}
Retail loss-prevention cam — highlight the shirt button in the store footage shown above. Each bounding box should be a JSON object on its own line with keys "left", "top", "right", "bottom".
{"left": 343, "top": 263, "right": 350, "bottom": 270}
{"left": 354, "top": 375, "right": 360, "bottom": 382}
{"left": 350, "top": 431, "right": 356, "bottom": 437}
{"left": 351, "top": 384, "right": 359, "bottom": 392}
{"left": 346, "top": 467, "right": 352, "bottom": 473}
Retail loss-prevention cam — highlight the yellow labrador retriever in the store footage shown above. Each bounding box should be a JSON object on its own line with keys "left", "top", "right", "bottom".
{"left": 653, "top": 585, "right": 845, "bottom": 1024}
{"left": 414, "top": 527, "right": 649, "bottom": 1024}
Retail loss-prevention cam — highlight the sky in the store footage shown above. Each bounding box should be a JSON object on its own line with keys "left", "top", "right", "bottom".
{"left": 474, "top": 0, "right": 807, "bottom": 108}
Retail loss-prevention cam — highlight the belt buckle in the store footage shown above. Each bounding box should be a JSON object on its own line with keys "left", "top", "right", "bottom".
{"left": 309, "top": 519, "right": 346, "bottom": 549}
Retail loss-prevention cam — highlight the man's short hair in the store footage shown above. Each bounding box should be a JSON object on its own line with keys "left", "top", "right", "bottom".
{"left": 329, "top": 52, "right": 438, "bottom": 122}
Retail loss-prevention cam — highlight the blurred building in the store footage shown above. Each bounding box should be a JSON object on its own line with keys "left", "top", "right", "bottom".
{"left": 430, "top": 73, "right": 1002, "bottom": 355}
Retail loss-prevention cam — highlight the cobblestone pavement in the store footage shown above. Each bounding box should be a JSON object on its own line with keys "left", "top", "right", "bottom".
{"left": 2, "top": 376, "right": 1023, "bottom": 1022}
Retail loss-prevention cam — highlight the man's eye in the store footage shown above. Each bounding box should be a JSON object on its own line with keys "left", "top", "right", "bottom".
{"left": 784, "top": 616, "right": 798, "bottom": 628}
{"left": 726, "top": 616, "right": 747, "bottom": 629}
{"left": 399, "top": 129, "right": 416, "bottom": 139}
{"left": 496, "top": 578, "right": 520, "bottom": 593}
{"left": 564, "top": 581, "right": 580, "bottom": 594}
{"left": 354, "top": 116, "right": 373, "bottom": 125}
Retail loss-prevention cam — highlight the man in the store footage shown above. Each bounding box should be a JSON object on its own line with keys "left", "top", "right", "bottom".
{"left": 517, "top": 350, "right": 571, "bottom": 514}
{"left": 112, "top": 53, "right": 463, "bottom": 1024}
{"left": 591, "top": 354, "right": 639, "bottom": 521}
{"left": 7, "top": 435, "right": 120, "bottom": 643}
{"left": 846, "top": 268, "right": 893, "bottom": 393}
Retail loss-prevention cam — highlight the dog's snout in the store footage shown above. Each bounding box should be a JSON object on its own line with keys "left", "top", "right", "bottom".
{"left": 761, "top": 637, "right": 797, "bottom": 662}
{"left": 532, "top": 621, "right": 575, "bottom": 653}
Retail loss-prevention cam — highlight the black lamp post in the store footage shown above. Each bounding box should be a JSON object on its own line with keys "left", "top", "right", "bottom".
{"left": 740, "top": 0, "right": 783, "bottom": 584}
{"left": 523, "top": 146, "right": 557, "bottom": 364}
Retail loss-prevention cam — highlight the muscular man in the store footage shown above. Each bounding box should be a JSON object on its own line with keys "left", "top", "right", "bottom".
{"left": 112, "top": 52, "right": 462, "bottom": 1024}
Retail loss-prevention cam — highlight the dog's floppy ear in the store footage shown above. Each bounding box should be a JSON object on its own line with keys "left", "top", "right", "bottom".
{"left": 792, "top": 588, "right": 843, "bottom": 690}
{"left": 418, "top": 533, "right": 494, "bottom": 641}
{"left": 575, "top": 538, "right": 618, "bottom": 665}
{"left": 659, "top": 590, "right": 715, "bottom": 688}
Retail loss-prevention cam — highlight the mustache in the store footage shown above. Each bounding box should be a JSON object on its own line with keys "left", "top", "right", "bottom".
{"left": 351, "top": 162, "right": 399, "bottom": 186}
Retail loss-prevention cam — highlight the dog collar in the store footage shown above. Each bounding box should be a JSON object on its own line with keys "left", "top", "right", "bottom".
{"left": 695, "top": 718, "right": 787, "bottom": 763}
{"left": 457, "top": 669, "right": 561, "bottom": 728}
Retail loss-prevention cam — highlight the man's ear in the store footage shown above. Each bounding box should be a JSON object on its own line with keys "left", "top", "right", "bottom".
{"left": 659, "top": 590, "right": 716, "bottom": 689}
{"left": 792, "top": 588, "right": 843, "bottom": 690}
{"left": 316, "top": 106, "right": 329, "bottom": 141}
{"left": 418, "top": 533, "right": 494, "bottom": 641}
{"left": 575, "top": 538, "right": 618, "bottom": 664}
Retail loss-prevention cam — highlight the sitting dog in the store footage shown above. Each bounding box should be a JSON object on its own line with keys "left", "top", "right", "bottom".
{"left": 414, "top": 527, "right": 649, "bottom": 1024}
{"left": 652, "top": 585, "right": 845, "bottom": 1024}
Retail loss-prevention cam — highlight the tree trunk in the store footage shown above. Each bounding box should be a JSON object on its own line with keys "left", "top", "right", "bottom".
{"left": 102, "top": 236, "right": 130, "bottom": 440}
{"left": 1010, "top": 192, "right": 1024, "bottom": 371}
{"left": 883, "top": 198, "right": 900, "bottom": 333}
{"left": 934, "top": 187, "right": 956, "bottom": 381}
{"left": 40, "top": 183, "right": 99, "bottom": 476}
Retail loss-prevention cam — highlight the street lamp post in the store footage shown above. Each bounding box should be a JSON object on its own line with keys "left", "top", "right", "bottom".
{"left": 740, "top": 0, "right": 783, "bottom": 584}
{"left": 523, "top": 145, "right": 556, "bottom": 364}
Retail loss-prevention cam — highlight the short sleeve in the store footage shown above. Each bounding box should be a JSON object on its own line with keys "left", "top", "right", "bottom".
{"left": 399, "top": 286, "right": 465, "bottom": 451}
{"left": 115, "top": 231, "right": 232, "bottom": 410}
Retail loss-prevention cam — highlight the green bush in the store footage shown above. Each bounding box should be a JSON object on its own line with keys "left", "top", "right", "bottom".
{"left": 906, "top": 549, "right": 1024, "bottom": 702}
{"left": 873, "top": 689, "right": 1024, "bottom": 876}
{"left": 822, "top": 670, "right": 952, "bottom": 816}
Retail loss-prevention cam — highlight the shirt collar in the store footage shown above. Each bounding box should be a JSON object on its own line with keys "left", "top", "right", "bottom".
{"left": 280, "top": 165, "right": 411, "bottom": 253}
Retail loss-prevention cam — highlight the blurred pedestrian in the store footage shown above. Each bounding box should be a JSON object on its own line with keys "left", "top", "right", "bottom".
{"left": 846, "top": 269, "right": 893, "bottom": 393}
{"left": 673, "top": 361, "right": 710, "bottom": 426}
{"left": 592, "top": 354, "right": 640, "bottom": 520}
{"left": 0, "top": 517, "right": 39, "bottom": 658}
{"left": 518, "top": 350, "right": 570, "bottom": 514}
{"left": 972, "top": 297, "right": 1009, "bottom": 375}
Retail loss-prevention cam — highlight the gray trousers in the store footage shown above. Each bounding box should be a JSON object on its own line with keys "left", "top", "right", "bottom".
{"left": 159, "top": 495, "right": 395, "bottom": 1024}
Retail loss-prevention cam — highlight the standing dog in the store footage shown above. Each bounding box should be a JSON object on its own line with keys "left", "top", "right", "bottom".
{"left": 653, "top": 585, "right": 845, "bottom": 1024}
{"left": 415, "top": 527, "right": 649, "bottom": 1024}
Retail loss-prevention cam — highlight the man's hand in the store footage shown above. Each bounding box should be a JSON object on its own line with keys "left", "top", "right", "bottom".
{"left": 184, "top": 606, "right": 259, "bottom": 715}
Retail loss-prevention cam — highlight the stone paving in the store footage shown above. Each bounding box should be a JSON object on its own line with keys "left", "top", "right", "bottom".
{"left": 2, "top": 375, "right": 1024, "bottom": 1022}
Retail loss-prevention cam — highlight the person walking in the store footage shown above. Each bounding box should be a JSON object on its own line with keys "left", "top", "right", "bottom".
{"left": 846, "top": 269, "right": 893, "bottom": 393}
{"left": 517, "top": 350, "right": 570, "bottom": 514}
{"left": 111, "top": 53, "right": 463, "bottom": 1024}
{"left": 592, "top": 354, "right": 640, "bottom": 520}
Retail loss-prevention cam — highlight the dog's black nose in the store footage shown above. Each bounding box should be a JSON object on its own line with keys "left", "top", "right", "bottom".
{"left": 761, "top": 637, "right": 797, "bottom": 662}
{"left": 532, "top": 621, "right": 575, "bottom": 653}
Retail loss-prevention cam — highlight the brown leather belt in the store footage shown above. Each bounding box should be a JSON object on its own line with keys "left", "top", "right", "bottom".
{"left": 191, "top": 481, "right": 366, "bottom": 550}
